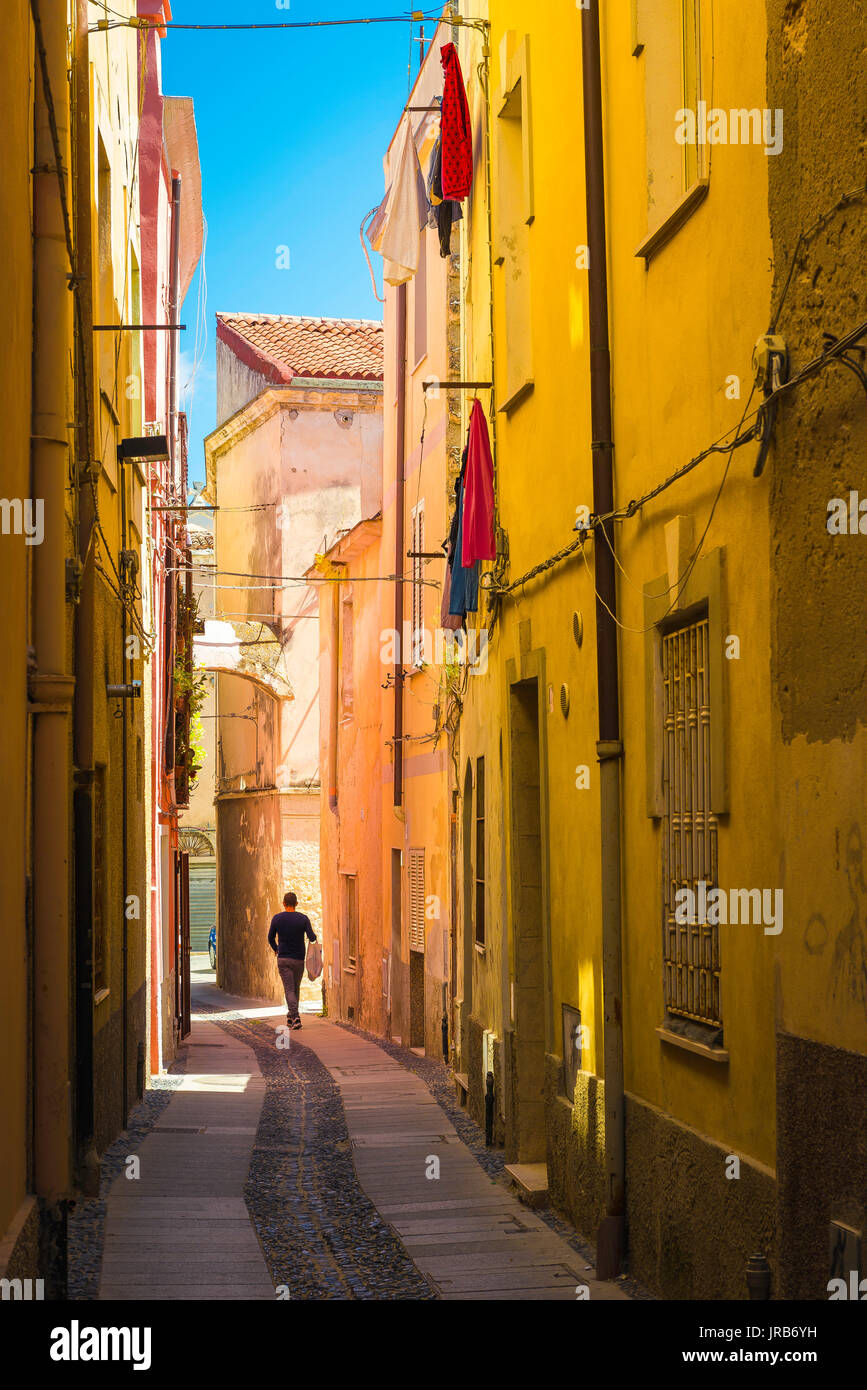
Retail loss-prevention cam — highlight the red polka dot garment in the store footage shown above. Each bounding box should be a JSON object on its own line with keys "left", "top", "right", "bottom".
{"left": 440, "top": 43, "right": 473, "bottom": 202}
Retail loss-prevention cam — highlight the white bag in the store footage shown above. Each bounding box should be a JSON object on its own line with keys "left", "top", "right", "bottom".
{"left": 306, "top": 940, "right": 323, "bottom": 982}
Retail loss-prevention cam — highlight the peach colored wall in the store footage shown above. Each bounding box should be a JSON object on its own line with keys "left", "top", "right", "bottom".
{"left": 380, "top": 31, "right": 454, "bottom": 1054}
{"left": 319, "top": 529, "right": 387, "bottom": 1025}
{"left": 206, "top": 366, "right": 383, "bottom": 1000}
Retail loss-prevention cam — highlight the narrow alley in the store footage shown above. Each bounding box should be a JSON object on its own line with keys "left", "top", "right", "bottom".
{"left": 2, "top": 0, "right": 865, "bottom": 1363}
{"left": 71, "top": 959, "right": 632, "bottom": 1303}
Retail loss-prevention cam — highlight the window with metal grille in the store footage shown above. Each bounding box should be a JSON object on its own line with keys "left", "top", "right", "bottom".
{"left": 343, "top": 875, "right": 358, "bottom": 970}
{"left": 408, "top": 848, "right": 425, "bottom": 953}
{"left": 411, "top": 502, "right": 425, "bottom": 667}
{"left": 93, "top": 766, "right": 108, "bottom": 997}
{"left": 475, "top": 757, "right": 486, "bottom": 946}
{"left": 661, "top": 614, "right": 720, "bottom": 1028}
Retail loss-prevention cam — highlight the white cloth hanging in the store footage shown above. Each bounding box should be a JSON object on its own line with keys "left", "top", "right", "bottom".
{"left": 368, "top": 115, "right": 428, "bottom": 286}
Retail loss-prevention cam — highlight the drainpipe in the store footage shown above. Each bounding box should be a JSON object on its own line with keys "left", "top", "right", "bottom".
{"left": 393, "top": 284, "right": 407, "bottom": 808}
{"left": 120, "top": 456, "right": 130, "bottom": 1128}
{"left": 29, "top": 0, "right": 75, "bottom": 1290}
{"left": 168, "top": 174, "right": 182, "bottom": 484}
{"left": 581, "top": 0, "right": 625, "bottom": 1279}
{"left": 72, "top": 0, "right": 98, "bottom": 1197}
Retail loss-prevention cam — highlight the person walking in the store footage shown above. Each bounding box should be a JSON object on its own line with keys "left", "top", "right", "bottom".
{"left": 268, "top": 891, "right": 317, "bottom": 1030}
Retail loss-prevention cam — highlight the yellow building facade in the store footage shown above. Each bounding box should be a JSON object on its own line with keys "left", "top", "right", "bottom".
{"left": 0, "top": 0, "right": 151, "bottom": 1292}
{"left": 448, "top": 0, "right": 831, "bottom": 1296}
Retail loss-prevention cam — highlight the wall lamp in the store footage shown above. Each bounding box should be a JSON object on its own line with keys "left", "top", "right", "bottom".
{"left": 118, "top": 435, "right": 170, "bottom": 462}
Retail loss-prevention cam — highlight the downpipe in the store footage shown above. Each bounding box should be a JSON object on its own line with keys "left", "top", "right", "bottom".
{"left": 581, "top": 0, "right": 626, "bottom": 1279}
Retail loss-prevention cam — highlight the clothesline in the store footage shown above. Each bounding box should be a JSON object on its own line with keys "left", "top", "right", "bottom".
{"left": 92, "top": 11, "right": 485, "bottom": 35}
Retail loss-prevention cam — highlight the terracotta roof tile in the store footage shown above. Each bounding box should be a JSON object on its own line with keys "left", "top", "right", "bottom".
{"left": 216, "top": 312, "right": 384, "bottom": 384}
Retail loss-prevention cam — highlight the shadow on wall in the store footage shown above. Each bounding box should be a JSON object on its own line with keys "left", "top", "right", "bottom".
{"left": 217, "top": 793, "right": 284, "bottom": 1000}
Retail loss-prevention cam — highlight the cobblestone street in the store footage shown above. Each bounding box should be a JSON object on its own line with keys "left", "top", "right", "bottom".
{"left": 69, "top": 965, "right": 632, "bottom": 1302}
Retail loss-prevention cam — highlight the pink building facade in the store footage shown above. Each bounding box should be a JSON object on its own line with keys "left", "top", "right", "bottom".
{"left": 137, "top": 0, "right": 204, "bottom": 1069}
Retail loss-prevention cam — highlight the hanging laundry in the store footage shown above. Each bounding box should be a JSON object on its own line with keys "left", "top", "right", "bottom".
{"left": 449, "top": 476, "right": 480, "bottom": 617}
{"left": 461, "top": 398, "right": 496, "bottom": 567}
{"left": 426, "top": 130, "right": 444, "bottom": 208}
{"left": 440, "top": 43, "right": 473, "bottom": 202}
{"left": 442, "top": 468, "right": 467, "bottom": 630}
{"left": 426, "top": 134, "right": 463, "bottom": 258}
{"left": 440, "top": 562, "right": 464, "bottom": 631}
{"left": 367, "top": 115, "right": 428, "bottom": 286}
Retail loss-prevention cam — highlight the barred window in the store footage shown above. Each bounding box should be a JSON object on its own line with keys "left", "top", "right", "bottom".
{"left": 662, "top": 614, "right": 720, "bottom": 1029}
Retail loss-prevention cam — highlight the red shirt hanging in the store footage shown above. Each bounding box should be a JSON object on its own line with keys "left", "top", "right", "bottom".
{"left": 440, "top": 43, "right": 473, "bottom": 202}
{"left": 462, "top": 399, "right": 496, "bottom": 567}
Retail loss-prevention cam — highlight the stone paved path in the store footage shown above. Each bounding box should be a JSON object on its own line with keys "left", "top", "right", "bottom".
{"left": 302, "top": 1018, "right": 628, "bottom": 1301}
{"left": 97, "top": 973, "right": 629, "bottom": 1301}
{"left": 98, "top": 1020, "right": 273, "bottom": 1301}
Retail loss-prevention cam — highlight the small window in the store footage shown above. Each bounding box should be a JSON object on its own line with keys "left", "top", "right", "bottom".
{"left": 639, "top": 0, "right": 708, "bottom": 255}
{"left": 413, "top": 230, "right": 428, "bottom": 367}
{"left": 680, "top": 0, "right": 702, "bottom": 190}
{"left": 341, "top": 595, "right": 354, "bottom": 714}
{"left": 475, "top": 757, "right": 486, "bottom": 946}
{"left": 410, "top": 502, "right": 425, "bottom": 667}
{"left": 343, "top": 874, "right": 358, "bottom": 970}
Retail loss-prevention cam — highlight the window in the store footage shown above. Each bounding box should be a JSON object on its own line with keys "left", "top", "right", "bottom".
{"left": 413, "top": 230, "right": 428, "bottom": 367}
{"left": 661, "top": 614, "right": 721, "bottom": 1029}
{"left": 410, "top": 502, "right": 425, "bottom": 668}
{"left": 637, "top": 0, "right": 708, "bottom": 261}
{"left": 97, "top": 139, "right": 113, "bottom": 323}
{"left": 341, "top": 594, "right": 354, "bottom": 715}
{"left": 93, "top": 766, "right": 108, "bottom": 998}
{"left": 408, "top": 848, "right": 425, "bottom": 954}
{"left": 680, "top": 0, "right": 702, "bottom": 191}
{"left": 343, "top": 874, "right": 358, "bottom": 970}
{"left": 475, "top": 757, "right": 486, "bottom": 946}
{"left": 496, "top": 32, "right": 534, "bottom": 411}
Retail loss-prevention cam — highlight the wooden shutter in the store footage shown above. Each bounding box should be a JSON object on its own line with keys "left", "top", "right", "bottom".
{"left": 408, "top": 848, "right": 426, "bottom": 954}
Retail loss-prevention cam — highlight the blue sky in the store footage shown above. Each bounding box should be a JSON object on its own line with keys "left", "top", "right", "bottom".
{"left": 161, "top": 0, "right": 444, "bottom": 489}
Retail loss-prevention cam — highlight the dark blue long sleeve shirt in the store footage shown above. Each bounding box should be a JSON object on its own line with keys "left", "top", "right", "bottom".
{"left": 268, "top": 910, "right": 316, "bottom": 960}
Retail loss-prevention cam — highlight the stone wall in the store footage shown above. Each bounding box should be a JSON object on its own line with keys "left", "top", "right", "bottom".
{"left": 625, "top": 1095, "right": 777, "bottom": 1300}
{"left": 545, "top": 1055, "right": 607, "bottom": 1246}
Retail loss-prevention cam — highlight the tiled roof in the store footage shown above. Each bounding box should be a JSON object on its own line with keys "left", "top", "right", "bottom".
{"left": 216, "top": 313, "right": 384, "bottom": 385}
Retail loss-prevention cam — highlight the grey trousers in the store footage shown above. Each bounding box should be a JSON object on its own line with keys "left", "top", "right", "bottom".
{"left": 277, "top": 957, "right": 304, "bottom": 1018}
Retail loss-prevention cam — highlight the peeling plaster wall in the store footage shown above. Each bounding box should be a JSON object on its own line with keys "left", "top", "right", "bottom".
{"left": 768, "top": 0, "right": 867, "bottom": 745}
{"left": 766, "top": 0, "right": 867, "bottom": 1298}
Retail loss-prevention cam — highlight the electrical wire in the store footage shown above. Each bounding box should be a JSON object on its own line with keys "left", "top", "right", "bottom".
{"left": 360, "top": 207, "right": 386, "bottom": 305}
{"left": 91, "top": 9, "right": 452, "bottom": 34}
{"left": 485, "top": 317, "right": 866, "bottom": 606}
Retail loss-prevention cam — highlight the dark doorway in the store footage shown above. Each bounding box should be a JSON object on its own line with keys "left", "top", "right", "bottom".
{"left": 390, "top": 848, "right": 402, "bottom": 1041}
{"left": 461, "top": 760, "right": 474, "bottom": 1061}
{"left": 509, "top": 679, "right": 546, "bottom": 1162}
